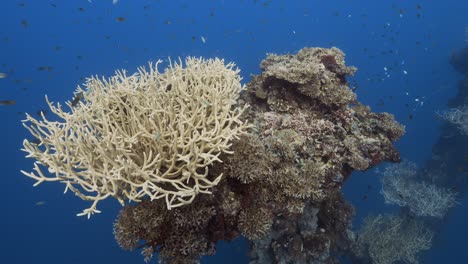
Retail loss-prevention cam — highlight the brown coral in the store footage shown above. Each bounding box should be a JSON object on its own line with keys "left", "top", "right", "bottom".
{"left": 238, "top": 207, "right": 273, "bottom": 240}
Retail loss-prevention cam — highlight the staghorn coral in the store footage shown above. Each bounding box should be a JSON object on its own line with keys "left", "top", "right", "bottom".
{"left": 439, "top": 105, "right": 468, "bottom": 135}
{"left": 380, "top": 161, "right": 458, "bottom": 218}
{"left": 21, "top": 57, "right": 250, "bottom": 218}
{"left": 354, "top": 214, "right": 433, "bottom": 264}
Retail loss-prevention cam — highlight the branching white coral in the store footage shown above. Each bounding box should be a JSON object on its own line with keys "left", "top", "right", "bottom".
{"left": 21, "top": 57, "right": 250, "bottom": 218}
{"left": 355, "top": 214, "right": 433, "bottom": 264}
{"left": 380, "top": 161, "right": 457, "bottom": 218}
{"left": 439, "top": 105, "right": 468, "bottom": 135}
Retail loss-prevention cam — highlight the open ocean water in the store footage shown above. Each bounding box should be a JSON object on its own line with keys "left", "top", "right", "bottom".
{"left": 1, "top": 1, "right": 467, "bottom": 263}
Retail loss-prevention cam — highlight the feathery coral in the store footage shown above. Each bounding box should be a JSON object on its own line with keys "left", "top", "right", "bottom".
{"left": 21, "top": 57, "right": 250, "bottom": 218}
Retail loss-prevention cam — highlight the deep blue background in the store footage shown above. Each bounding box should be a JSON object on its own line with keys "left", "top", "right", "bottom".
{"left": 1, "top": 1, "right": 466, "bottom": 263}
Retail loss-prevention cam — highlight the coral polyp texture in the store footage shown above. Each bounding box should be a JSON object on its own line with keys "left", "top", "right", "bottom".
{"left": 21, "top": 57, "right": 250, "bottom": 218}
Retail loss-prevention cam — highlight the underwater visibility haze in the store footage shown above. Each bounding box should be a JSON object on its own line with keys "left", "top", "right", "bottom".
{"left": 1, "top": 1, "right": 467, "bottom": 264}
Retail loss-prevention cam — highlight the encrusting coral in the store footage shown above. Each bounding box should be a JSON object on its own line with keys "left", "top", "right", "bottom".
{"left": 21, "top": 57, "right": 250, "bottom": 218}
{"left": 22, "top": 47, "right": 405, "bottom": 263}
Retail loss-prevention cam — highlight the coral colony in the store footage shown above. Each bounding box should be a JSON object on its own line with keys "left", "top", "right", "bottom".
{"left": 21, "top": 47, "right": 404, "bottom": 263}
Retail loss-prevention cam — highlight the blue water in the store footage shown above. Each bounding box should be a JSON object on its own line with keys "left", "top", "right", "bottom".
{"left": 1, "top": 1, "right": 466, "bottom": 263}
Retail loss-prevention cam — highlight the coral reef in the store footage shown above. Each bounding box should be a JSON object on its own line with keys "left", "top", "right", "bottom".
{"left": 22, "top": 47, "right": 404, "bottom": 263}
{"left": 238, "top": 47, "right": 403, "bottom": 263}
{"left": 112, "top": 47, "right": 404, "bottom": 263}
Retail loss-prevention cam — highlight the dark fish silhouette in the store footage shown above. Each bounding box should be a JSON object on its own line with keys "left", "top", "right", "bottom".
{"left": 0, "top": 100, "right": 16, "bottom": 106}
{"left": 71, "top": 92, "right": 84, "bottom": 107}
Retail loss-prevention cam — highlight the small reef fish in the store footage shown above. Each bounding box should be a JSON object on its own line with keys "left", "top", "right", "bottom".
{"left": 21, "top": 20, "right": 29, "bottom": 28}
{"left": 71, "top": 92, "right": 84, "bottom": 107}
{"left": 0, "top": 72, "right": 7, "bottom": 78}
{"left": 0, "top": 100, "right": 16, "bottom": 106}
{"left": 35, "top": 201, "right": 46, "bottom": 206}
{"left": 37, "top": 66, "right": 53, "bottom": 72}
